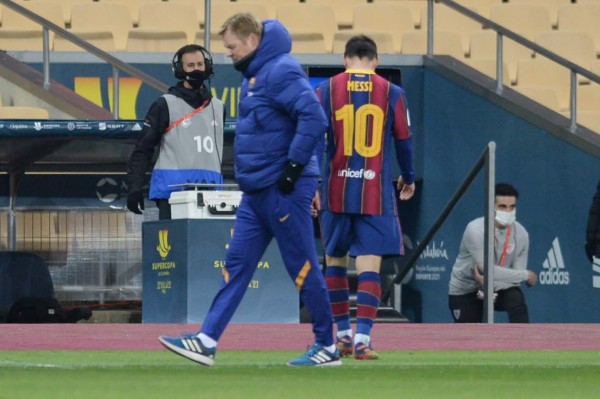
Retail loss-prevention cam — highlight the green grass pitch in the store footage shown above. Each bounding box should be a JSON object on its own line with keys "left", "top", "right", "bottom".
{"left": 1, "top": 351, "right": 599, "bottom": 399}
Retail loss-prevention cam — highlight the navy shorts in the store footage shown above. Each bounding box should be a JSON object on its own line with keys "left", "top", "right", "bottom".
{"left": 319, "top": 210, "right": 404, "bottom": 258}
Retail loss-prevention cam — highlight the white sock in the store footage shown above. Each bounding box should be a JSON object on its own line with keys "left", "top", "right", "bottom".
{"left": 325, "top": 344, "right": 336, "bottom": 353}
{"left": 196, "top": 333, "right": 217, "bottom": 348}
{"left": 354, "top": 333, "right": 370, "bottom": 346}
{"left": 337, "top": 329, "right": 353, "bottom": 340}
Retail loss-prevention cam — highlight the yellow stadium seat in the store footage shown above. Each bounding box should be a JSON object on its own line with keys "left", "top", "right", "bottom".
{"left": 303, "top": 0, "right": 368, "bottom": 29}
{"left": 0, "top": 3, "right": 64, "bottom": 51}
{"left": 469, "top": 30, "right": 534, "bottom": 84}
{"left": 351, "top": 3, "right": 416, "bottom": 53}
{"left": 96, "top": 0, "right": 162, "bottom": 27}
{"left": 513, "top": 85, "right": 563, "bottom": 113}
{"left": 235, "top": 0, "right": 300, "bottom": 20}
{"left": 535, "top": 31, "right": 596, "bottom": 83}
{"left": 134, "top": 2, "right": 200, "bottom": 44}
{"left": 126, "top": 30, "right": 188, "bottom": 52}
{"left": 515, "top": 58, "right": 571, "bottom": 111}
{"left": 557, "top": 4, "right": 600, "bottom": 57}
{"left": 332, "top": 31, "right": 395, "bottom": 54}
{"left": 289, "top": 32, "right": 328, "bottom": 54}
{"left": 276, "top": 4, "right": 337, "bottom": 53}
{"left": 420, "top": 2, "right": 483, "bottom": 55}
{"left": 578, "top": 84, "right": 600, "bottom": 112}
{"left": 209, "top": 3, "right": 270, "bottom": 34}
{"left": 489, "top": 4, "right": 553, "bottom": 41}
{"left": 577, "top": 111, "right": 600, "bottom": 133}
{"left": 370, "top": 0, "right": 425, "bottom": 29}
{"left": 24, "top": 0, "right": 93, "bottom": 26}
{"left": 507, "top": 0, "right": 572, "bottom": 28}
{"left": 464, "top": 58, "right": 511, "bottom": 85}
{"left": 69, "top": 3, "right": 133, "bottom": 51}
{"left": 401, "top": 30, "right": 465, "bottom": 59}
{"left": 0, "top": 106, "right": 50, "bottom": 119}
{"left": 454, "top": 0, "right": 503, "bottom": 19}
{"left": 54, "top": 31, "right": 117, "bottom": 52}
{"left": 168, "top": 0, "right": 234, "bottom": 28}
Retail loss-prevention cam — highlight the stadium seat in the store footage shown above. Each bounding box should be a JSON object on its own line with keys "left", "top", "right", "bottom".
{"left": 507, "top": 0, "right": 572, "bottom": 28}
{"left": 0, "top": 3, "right": 64, "bottom": 51}
{"left": 591, "top": 60, "right": 600, "bottom": 77}
{"left": 209, "top": 3, "right": 270, "bottom": 35}
{"left": 351, "top": 3, "right": 416, "bottom": 53}
{"left": 454, "top": 0, "right": 503, "bottom": 19}
{"left": 534, "top": 31, "right": 596, "bottom": 83}
{"left": 134, "top": 2, "right": 200, "bottom": 45}
{"left": 420, "top": 2, "right": 483, "bottom": 56}
{"left": 513, "top": 85, "right": 563, "bottom": 113}
{"left": 401, "top": 30, "right": 466, "bottom": 59}
{"left": 370, "top": 0, "right": 425, "bottom": 29}
{"left": 576, "top": 111, "right": 600, "bottom": 133}
{"left": 68, "top": 3, "right": 133, "bottom": 51}
{"left": 332, "top": 31, "right": 395, "bottom": 55}
{"left": 24, "top": 0, "right": 93, "bottom": 27}
{"left": 127, "top": 30, "right": 188, "bottom": 53}
{"left": 464, "top": 58, "right": 511, "bottom": 85}
{"left": 96, "top": 0, "right": 162, "bottom": 27}
{"left": 489, "top": 4, "right": 553, "bottom": 41}
{"left": 515, "top": 58, "right": 571, "bottom": 111}
{"left": 469, "top": 30, "right": 534, "bottom": 84}
{"left": 288, "top": 32, "right": 328, "bottom": 54}
{"left": 235, "top": 0, "right": 300, "bottom": 19}
{"left": 53, "top": 31, "right": 117, "bottom": 52}
{"left": 0, "top": 106, "right": 50, "bottom": 119}
{"left": 276, "top": 4, "right": 337, "bottom": 53}
{"left": 303, "top": 0, "right": 368, "bottom": 29}
{"left": 577, "top": 84, "right": 600, "bottom": 113}
{"left": 557, "top": 4, "right": 600, "bottom": 57}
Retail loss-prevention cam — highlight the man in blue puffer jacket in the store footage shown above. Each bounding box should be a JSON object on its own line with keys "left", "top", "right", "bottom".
{"left": 159, "top": 13, "right": 341, "bottom": 367}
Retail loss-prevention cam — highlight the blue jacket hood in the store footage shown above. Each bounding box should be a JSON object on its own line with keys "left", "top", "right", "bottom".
{"left": 242, "top": 20, "right": 292, "bottom": 78}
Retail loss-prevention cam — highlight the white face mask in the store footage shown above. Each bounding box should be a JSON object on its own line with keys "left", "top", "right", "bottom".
{"left": 495, "top": 209, "right": 516, "bottom": 227}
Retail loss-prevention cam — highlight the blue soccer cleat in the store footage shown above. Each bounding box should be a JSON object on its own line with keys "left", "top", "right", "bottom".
{"left": 335, "top": 335, "right": 354, "bottom": 357}
{"left": 158, "top": 333, "right": 216, "bottom": 367}
{"left": 287, "top": 343, "right": 342, "bottom": 367}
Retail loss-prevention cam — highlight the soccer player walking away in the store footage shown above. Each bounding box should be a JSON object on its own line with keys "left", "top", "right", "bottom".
{"left": 314, "top": 35, "right": 416, "bottom": 360}
{"left": 158, "top": 13, "right": 341, "bottom": 367}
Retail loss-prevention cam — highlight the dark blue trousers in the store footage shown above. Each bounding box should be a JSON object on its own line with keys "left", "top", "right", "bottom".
{"left": 200, "top": 177, "right": 334, "bottom": 346}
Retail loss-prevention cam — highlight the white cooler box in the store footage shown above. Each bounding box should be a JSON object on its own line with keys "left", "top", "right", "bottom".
{"left": 169, "top": 189, "right": 242, "bottom": 219}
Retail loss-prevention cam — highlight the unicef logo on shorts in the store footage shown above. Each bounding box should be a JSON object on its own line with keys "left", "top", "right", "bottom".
{"left": 364, "top": 169, "right": 376, "bottom": 180}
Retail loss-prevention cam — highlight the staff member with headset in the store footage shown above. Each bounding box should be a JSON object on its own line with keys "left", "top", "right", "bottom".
{"left": 126, "top": 44, "right": 225, "bottom": 219}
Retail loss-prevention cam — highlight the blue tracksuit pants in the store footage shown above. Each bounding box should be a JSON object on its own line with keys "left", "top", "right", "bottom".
{"left": 199, "top": 177, "right": 334, "bottom": 346}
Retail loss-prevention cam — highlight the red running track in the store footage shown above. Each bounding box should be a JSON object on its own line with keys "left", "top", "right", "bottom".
{"left": 1, "top": 323, "right": 600, "bottom": 351}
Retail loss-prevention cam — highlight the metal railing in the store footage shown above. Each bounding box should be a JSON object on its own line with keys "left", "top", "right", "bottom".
{"left": 0, "top": 0, "right": 169, "bottom": 118}
{"left": 430, "top": 0, "right": 600, "bottom": 132}
{"left": 384, "top": 142, "right": 497, "bottom": 323}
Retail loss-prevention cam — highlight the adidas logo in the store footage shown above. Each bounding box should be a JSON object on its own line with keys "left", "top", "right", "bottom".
{"left": 539, "top": 237, "right": 570, "bottom": 285}
{"left": 592, "top": 256, "right": 600, "bottom": 289}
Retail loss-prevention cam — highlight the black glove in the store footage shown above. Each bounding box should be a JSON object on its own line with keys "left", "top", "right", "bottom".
{"left": 127, "top": 190, "right": 145, "bottom": 215}
{"left": 277, "top": 161, "right": 304, "bottom": 195}
{"left": 585, "top": 241, "right": 595, "bottom": 263}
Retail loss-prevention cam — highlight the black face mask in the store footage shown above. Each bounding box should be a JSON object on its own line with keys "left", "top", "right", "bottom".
{"left": 233, "top": 50, "right": 257, "bottom": 72}
{"left": 184, "top": 69, "right": 206, "bottom": 89}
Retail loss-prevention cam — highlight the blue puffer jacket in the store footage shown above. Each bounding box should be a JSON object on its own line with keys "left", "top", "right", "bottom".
{"left": 234, "top": 20, "right": 327, "bottom": 193}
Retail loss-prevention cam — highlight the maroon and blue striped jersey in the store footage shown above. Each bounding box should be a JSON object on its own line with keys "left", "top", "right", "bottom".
{"left": 316, "top": 69, "right": 414, "bottom": 215}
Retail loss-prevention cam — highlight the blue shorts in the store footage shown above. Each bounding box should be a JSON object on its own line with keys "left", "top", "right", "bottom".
{"left": 319, "top": 211, "right": 404, "bottom": 258}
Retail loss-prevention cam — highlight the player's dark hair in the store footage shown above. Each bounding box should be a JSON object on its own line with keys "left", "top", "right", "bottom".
{"left": 495, "top": 183, "right": 519, "bottom": 198}
{"left": 344, "top": 35, "right": 378, "bottom": 60}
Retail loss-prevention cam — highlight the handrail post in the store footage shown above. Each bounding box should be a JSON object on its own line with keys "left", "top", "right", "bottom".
{"left": 495, "top": 32, "right": 504, "bottom": 92}
{"left": 112, "top": 67, "right": 120, "bottom": 119}
{"left": 569, "top": 70, "right": 577, "bottom": 132}
{"left": 427, "top": 0, "right": 434, "bottom": 56}
{"left": 483, "top": 142, "right": 496, "bottom": 323}
{"left": 42, "top": 27, "right": 50, "bottom": 89}
{"left": 204, "top": 0, "right": 212, "bottom": 50}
